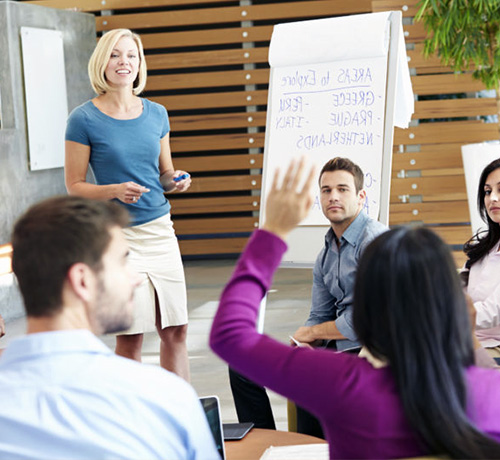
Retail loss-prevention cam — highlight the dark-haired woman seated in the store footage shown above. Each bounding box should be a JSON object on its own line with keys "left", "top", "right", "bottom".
{"left": 464, "top": 158, "right": 500, "bottom": 360}
{"left": 210, "top": 158, "right": 500, "bottom": 459}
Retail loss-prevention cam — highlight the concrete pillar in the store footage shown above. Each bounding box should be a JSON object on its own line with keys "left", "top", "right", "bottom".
{"left": 0, "top": 1, "right": 95, "bottom": 320}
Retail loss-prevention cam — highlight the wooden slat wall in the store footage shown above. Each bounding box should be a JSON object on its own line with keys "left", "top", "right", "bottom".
{"left": 21, "top": 0, "right": 494, "bottom": 263}
{"left": 373, "top": 0, "right": 499, "bottom": 267}
{"left": 24, "top": 0, "right": 372, "bottom": 256}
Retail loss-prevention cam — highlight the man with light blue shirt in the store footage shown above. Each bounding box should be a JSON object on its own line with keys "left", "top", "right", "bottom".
{"left": 0, "top": 196, "right": 218, "bottom": 460}
{"left": 292, "top": 157, "right": 388, "bottom": 351}
{"left": 290, "top": 157, "right": 387, "bottom": 437}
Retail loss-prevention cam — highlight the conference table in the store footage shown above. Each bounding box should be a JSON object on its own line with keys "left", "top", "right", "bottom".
{"left": 224, "top": 428, "right": 327, "bottom": 460}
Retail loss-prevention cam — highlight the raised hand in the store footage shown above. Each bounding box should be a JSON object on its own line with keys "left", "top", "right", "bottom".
{"left": 262, "top": 157, "right": 315, "bottom": 240}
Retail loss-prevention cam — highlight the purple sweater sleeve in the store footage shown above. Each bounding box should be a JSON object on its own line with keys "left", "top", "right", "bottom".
{"left": 209, "top": 229, "right": 358, "bottom": 417}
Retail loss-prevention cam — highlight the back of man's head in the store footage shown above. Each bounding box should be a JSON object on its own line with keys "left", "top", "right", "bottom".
{"left": 12, "top": 196, "right": 129, "bottom": 318}
{"left": 319, "top": 157, "right": 364, "bottom": 192}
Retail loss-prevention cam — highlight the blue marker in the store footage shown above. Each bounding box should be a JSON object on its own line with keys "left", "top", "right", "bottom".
{"left": 173, "top": 173, "right": 190, "bottom": 182}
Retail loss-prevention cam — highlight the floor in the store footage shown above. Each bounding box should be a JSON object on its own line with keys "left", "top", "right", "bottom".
{"left": 0, "top": 258, "right": 314, "bottom": 432}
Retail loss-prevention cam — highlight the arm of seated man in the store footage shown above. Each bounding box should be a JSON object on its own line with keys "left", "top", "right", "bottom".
{"left": 293, "top": 320, "right": 346, "bottom": 344}
{"left": 295, "top": 266, "right": 343, "bottom": 344}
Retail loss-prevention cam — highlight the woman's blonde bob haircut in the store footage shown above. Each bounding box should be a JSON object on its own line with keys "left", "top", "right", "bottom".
{"left": 88, "top": 29, "right": 147, "bottom": 96}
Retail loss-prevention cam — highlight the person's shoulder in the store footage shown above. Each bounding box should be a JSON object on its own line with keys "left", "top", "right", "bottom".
{"left": 467, "top": 365, "right": 500, "bottom": 396}
{"left": 467, "top": 366, "right": 500, "bottom": 412}
{"left": 361, "top": 216, "right": 388, "bottom": 241}
{"left": 322, "top": 352, "right": 382, "bottom": 390}
{"left": 68, "top": 100, "right": 94, "bottom": 117}
{"left": 81, "top": 355, "right": 206, "bottom": 445}
{"left": 102, "top": 354, "right": 196, "bottom": 398}
{"left": 66, "top": 101, "right": 96, "bottom": 142}
{"left": 143, "top": 98, "right": 168, "bottom": 117}
{"left": 468, "top": 364, "right": 500, "bottom": 380}
{"left": 67, "top": 101, "right": 95, "bottom": 127}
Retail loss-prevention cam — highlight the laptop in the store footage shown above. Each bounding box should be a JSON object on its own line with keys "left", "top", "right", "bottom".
{"left": 222, "top": 422, "right": 254, "bottom": 441}
{"left": 200, "top": 396, "right": 254, "bottom": 459}
{"left": 200, "top": 396, "right": 226, "bottom": 460}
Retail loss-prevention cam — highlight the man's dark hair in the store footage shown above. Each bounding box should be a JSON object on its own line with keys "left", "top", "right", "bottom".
{"left": 319, "top": 157, "right": 364, "bottom": 192}
{"left": 12, "top": 196, "right": 129, "bottom": 317}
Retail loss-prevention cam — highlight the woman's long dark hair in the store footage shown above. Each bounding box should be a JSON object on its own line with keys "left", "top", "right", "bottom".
{"left": 353, "top": 226, "right": 500, "bottom": 459}
{"left": 464, "top": 158, "right": 500, "bottom": 270}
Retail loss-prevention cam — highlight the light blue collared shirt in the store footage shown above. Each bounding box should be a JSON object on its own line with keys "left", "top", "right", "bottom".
{"left": 306, "top": 211, "right": 387, "bottom": 351}
{"left": 0, "top": 330, "right": 219, "bottom": 460}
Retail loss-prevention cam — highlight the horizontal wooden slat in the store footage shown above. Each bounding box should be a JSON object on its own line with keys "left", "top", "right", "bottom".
{"left": 170, "top": 196, "right": 260, "bottom": 215}
{"left": 414, "top": 98, "right": 497, "bottom": 119}
{"left": 391, "top": 175, "right": 466, "bottom": 202}
{"left": 452, "top": 250, "right": 467, "bottom": 268}
{"left": 96, "top": 1, "right": 372, "bottom": 31}
{"left": 172, "top": 133, "right": 265, "bottom": 153}
{"left": 389, "top": 201, "right": 469, "bottom": 225}
{"left": 415, "top": 66, "right": 458, "bottom": 76}
{"left": 411, "top": 73, "right": 487, "bottom": 96}
{"left": 146, "top": 48, "right": 269, "bottom": 70}
{"left": 25, "top": 0, "right": 238, "bottom": 12}
{"left": 430, "top": 225, "right": 473, "bottom": 246}
{"left": 174, "top": 154, "right": 262, "bottom": 172}
{"left": 147, "top": 69, "right": 270, "bottom": 91}
{"left": 182, "top": 175, "right": 261, "bottom": 194}
{"left": 403, "top": 23, "right": 426, "bottom": 43}
{"left": 174, "top": 217, "right": 258, "bottom": 235}
{"left": 179, "top": 237, "right": 248, "bottom": 255}
{"left": 420, "top": 168, "right": 463, "bottom": 177}
{"left": 170, "top": 112, "right": 267, "bottom": 132}
{"left": 25, "top": 0, "right": 489, "bottom": 260}
{"left": 392, "top": 166, "right": 464, "bottom": 179}
{"left": 372, "top": 0, "right": 419, "bottom": 16}
{"left": 151, "top": 90, "right": 268, "bottom": 110}
{"left": 141, "top": 25, "right": 274, "bottom": 49}
{"left": 394, "top": 121, "right": 499, "bottom": 145}
{"left": 392, "top": 144, "right": 465, "bottom": 171}
{"left": 407, "top": 45, "right": 446, "bottom": 70}
{"left": 407, "top": 45, "right": 476, "bottom": 76}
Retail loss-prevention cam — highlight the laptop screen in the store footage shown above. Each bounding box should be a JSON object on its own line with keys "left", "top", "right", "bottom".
{"left": 200, "top": 396, "right": 226, "bottom": 460}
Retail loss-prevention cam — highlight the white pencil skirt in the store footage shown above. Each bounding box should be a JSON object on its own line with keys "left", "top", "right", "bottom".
{"left": 120, "top": 213, "right": 188, "bottom": 335}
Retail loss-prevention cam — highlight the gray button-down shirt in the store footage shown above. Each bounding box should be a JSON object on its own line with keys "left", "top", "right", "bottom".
{"left": 306, "top": 211, "right": 387, "bottom": 351}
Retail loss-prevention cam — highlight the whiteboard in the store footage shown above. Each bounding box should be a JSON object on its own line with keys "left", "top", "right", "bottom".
{"left": 260, "top": 12, "right": 413, "bottom": 266}
{"left": 21, "top": 27, "right": 68, "bottom": 171}
{"left": 266, "top": 58, "right": 388, "bottom": 225}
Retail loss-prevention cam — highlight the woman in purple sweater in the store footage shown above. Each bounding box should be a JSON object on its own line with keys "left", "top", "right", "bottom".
{"left": 210, "top": 159, "right": 500, "bottom": 459}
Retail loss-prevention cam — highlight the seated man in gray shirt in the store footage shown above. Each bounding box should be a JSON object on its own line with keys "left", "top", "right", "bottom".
{"left": 292, "top": 157, "right": 387, "bottom": 350}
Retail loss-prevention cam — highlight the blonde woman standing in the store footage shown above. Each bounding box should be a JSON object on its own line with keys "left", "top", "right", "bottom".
{"left": 65, "top": 29, "right": 191, "bottom": 380}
